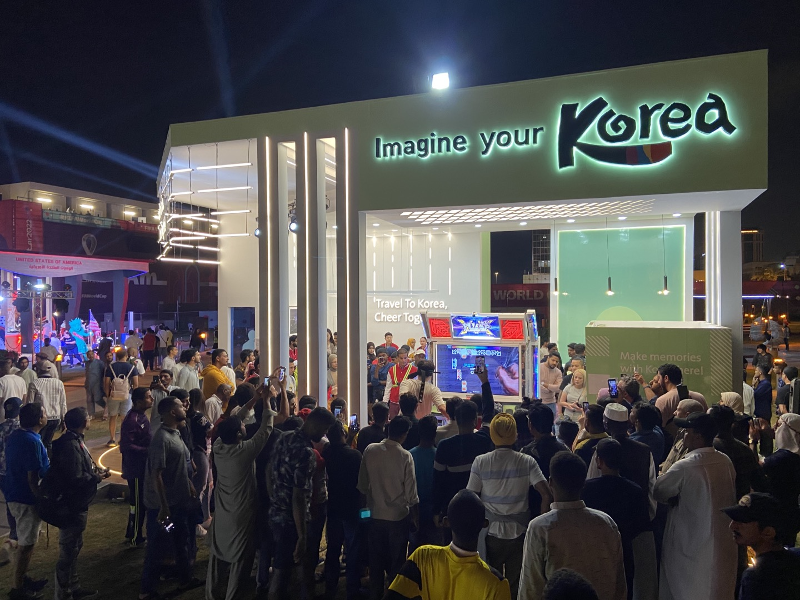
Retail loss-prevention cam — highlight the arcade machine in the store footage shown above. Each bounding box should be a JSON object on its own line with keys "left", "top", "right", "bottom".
{"left": 420, "top": 310, "right": 540, "bottom": 412}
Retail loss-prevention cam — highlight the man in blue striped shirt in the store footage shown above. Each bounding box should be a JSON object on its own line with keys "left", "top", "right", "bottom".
{"left": 467, "top": 413, "right": 552, "bottom": 599}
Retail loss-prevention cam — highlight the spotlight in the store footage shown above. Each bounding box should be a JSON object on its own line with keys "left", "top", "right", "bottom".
{"left": 288, "top": 207, "right": 298, "bottom": 233}
{"left": 431, "top": 72, "right": 450, "bottom": 90}
{"left": 606, "top": 276, "right": 615, "bottom": 296}
{"left": 254, "top": 228, "right": 261, "bottom": 237}
{"left": 1, "top": 281, "right": 10, "bottom": 290}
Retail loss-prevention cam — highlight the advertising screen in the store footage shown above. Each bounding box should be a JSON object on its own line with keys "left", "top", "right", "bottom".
{"left": 435, "top": 344, "right": 520, "bottom": 397}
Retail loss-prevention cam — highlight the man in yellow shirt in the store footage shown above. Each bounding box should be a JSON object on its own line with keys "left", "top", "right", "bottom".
{"left": 201, "top": 349, "right": 234, "bottom": 400}
{"left": 385, "top": 489, "right": 511, "bottom": 600}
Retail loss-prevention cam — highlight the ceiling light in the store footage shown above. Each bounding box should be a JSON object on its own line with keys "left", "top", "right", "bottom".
{"left": 567, "top": 219, "right": 575, "bottom": 223}
{"left": 332, "top": 225, "right": 338, "bottom": 229}
{"left": 325, "top": 176, "right": 336, "bottom": 183}
{"left": 169, "top": 168, "right": 192, "bottom": 175}
{"left": 475, "top": 224, "right": 482, "bottom": 228}
{"left": 289, "top": 219, "right": 299, "bottom": 233}
{"left": 519, "top": 221, "right": 527, "bottom": 226}
{"left": 432, "top": 227, "right": 439, "bottom": 230}
{"left": 617, "top": 216, "right": 627, "bottom": 221}
{"left": 196, "top": 259, "right": 221, "bottom": 265}
{"left": 171, "top": 236, "right": 207, "bottom": 242}
{"left": 195, "top": 163, "right": 251, "bottom": 170}
{"left": 124, "top": 210, "right": 136, "bottom": 216}
{"left": 37, "top": 197, "right": 51, "bottom": 203}
{"left": 196, "top": 245, "right": 220, "bottom": 252}
{"left": 153, "top": 215, "right": 160, "bottom": 220}
{"left": 211, "top": 224, "right": 218, "bottom": 229}
{"left": 672, "top": 213, "right": 682, "bottom": 217}
{"left": 183, "top": 219, "right": 194, "bottom": 225}
{"left": 373, "top": 223, "right": 380, "bottom": 227}
{"left": 431, "top": 72, "right": 450, "bottom": 89}
{"left": 209, "top": 210, "right": 251, "bottom": 215}
{"left": 401, "top": 212, "right": 412, "bottom": 216}
{"left": 169, "top": 191, "right": 194, "bottom": 197}
{"left": 196, "top": 186, "right": 253, "bottom": 193}
{"left": 170, "top": 242, "right": 195, "bottom": 249}
{"left": 160, "top": 257, "right": 194, "bottom": 263}
{"left": 79, "top": 204, "right": 93, "bottom": 210}
{"left": 606, "top": 277, "right": 615, "bottom": 296}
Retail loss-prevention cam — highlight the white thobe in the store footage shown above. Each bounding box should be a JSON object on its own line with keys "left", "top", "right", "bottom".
{"left": 653, "top": 447, "right": 737, "bottom": 600}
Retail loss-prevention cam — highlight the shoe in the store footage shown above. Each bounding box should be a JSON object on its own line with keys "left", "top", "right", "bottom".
{"left": 23, "top": 576, "right": 48, "bottom": 592}
{"left": 195, "top": 524, "right": 207, "bottom": 538}
{"left": 9, "top": 588, "right": 43, "bottom": 600}
{"left": 106, "top": 439, "right": 118, "bottom": 448}
{"left": 71, "top": 590, "right": 99, "bottom": 600}
{"left": 132, "top": 538, "right": 147, "bottom": 549}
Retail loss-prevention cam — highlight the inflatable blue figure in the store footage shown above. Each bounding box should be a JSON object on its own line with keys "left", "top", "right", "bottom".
{"left": 68, "top": 317, "right": 89, "bottom": 358}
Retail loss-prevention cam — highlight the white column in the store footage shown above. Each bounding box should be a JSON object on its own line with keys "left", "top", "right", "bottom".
{"left": 705, "top": 210, "right": 743, "bottom": 394}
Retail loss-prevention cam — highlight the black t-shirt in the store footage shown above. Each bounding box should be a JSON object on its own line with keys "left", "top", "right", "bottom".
{"left": 323, "top": 442, "right": 362, "bottom": 520}
{"left": 776, "top": 384, "right": 791, "bottom": 408}
{"left": 402, "top": 415, "right": 420, "bottom": 451}
{"left": 357, "top": 423, "right": 386, "bottom": 454}
{"left": 739, "top": 550, "right": 800, "bottom": 600}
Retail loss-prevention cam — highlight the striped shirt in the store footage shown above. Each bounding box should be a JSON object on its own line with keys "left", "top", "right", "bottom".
{"left": 26, "top": 376, "right": 68, "bottom": 421}
{"left": 467, "top": 448, "right": 545, "bottom": 539}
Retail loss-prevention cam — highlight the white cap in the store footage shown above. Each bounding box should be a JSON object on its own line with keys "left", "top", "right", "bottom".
{"left": 603, "top": 402, "right": 629, "bottom": 423}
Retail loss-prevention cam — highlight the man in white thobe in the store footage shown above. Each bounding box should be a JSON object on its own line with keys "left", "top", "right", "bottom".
{"left": 653, "top": 412, "right": 737, "bottom": 600}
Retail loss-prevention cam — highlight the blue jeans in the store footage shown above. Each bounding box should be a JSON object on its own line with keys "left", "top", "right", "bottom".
{"left": 324, "top": 515, "right": 362, "bottom": 600}
{"left": 140, "top": 507, "right": 193, "bottom": 595}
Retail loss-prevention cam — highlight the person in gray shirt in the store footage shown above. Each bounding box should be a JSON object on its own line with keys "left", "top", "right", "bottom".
{"left": 140, "top": 397, "right": 200, "bottom": 598}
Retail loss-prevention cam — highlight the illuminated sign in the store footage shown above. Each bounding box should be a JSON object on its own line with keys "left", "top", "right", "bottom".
{"left": 373, "top": 93, "right": 735, "bottom": 170}
{"left": 451, "top": 314, "right": 501, "bottom": 339}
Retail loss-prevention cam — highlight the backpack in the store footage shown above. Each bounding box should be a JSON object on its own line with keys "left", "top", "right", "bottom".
{"left": 109, "top": 364, "right": 133, "bottom": 401}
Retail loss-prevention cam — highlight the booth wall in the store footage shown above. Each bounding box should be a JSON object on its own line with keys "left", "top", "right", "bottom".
{"left": 554, "top": 222, "right": 691, "bottom": 346}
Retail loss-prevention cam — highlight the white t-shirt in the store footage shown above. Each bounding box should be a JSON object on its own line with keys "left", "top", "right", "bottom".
{"left": 561, "top": 384, "right": 586, "bottom": 423}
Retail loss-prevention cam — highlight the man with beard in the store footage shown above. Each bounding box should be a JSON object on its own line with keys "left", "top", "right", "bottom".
{"left": 268, "top": 407, "right": 336, "bottom": 600}
{"left": 139, "top": 397, "right": 201, "bottom": 599}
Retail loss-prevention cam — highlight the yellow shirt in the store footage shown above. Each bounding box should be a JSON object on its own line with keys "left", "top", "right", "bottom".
{"left": 387, "top": 545, "right": 510, "bottom": 600}
{"left": 201, "top": 364, "right": 233, "bottom": 401}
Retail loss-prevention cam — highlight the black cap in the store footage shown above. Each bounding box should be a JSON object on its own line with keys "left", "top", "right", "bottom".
{"left": 721, "top": 493, "right": 782, "bottom": 527}
{"left": 673, "top": 412, "right": 718, "bottom": 439}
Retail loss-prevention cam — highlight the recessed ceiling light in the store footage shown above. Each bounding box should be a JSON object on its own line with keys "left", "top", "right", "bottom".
{"left": 37, "top": 197, "right": 51, "bottom": 203}
{"left": 672, "top": 213, "right": 682, "bottom": 217}
{"left": 567, "top": 219, "right": 576, "bottom": 223}
{"left": 475, "top": 224, "right": 482, "bottom": 228}
{"left": 432, "top": 227, "right": 439, "bottom": 230}
{"left": 332, "top": 225, "right": 338, "bottom": 229}
{"left": 79, "top": 204, "right": 93, "bottom": 210}
{"left": 183, "top": 219, "right": 194, "bottom": 225}
{"left": 391, "top": 229, "right": 398, "bottom": 232}
{"left": 124, "top": 210, "right": 136, "bottom": 216}
{"left": 519, "top": 221, "right": 527, "bottom": 226}
{"left": 618, "top": 216, "right": 627, "bottom": 221}
{"left": 372, "top": 223, "right": 380, "bottom": 227}
{"left": 401, "top": 212, "right": 411, "bottom": 216}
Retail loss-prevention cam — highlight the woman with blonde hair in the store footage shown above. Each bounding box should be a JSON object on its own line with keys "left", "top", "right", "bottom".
{"left": 406, "top": 338, "right": 416, "bottom": 352}
{"left": 558, "top": 368, "right": 587, "bottom": 423}
{"left": 327, "top": 353, "right": 338, "bottom": 401}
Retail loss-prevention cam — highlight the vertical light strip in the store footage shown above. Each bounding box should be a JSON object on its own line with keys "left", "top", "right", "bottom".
{"left": 344, "top": 128, "right": 351, "bottom": 419}
{"left": 304, "top": 132, "right": 311, "bottom": 392}
{"left": 265, "top": 137, "right": 271, "bottom": 369}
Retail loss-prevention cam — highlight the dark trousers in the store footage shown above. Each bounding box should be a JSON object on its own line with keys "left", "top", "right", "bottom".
{"left": 141, "top": 350, "right": 156, "bottom": 371}
{"left": 485, "top": 533, "right": 525, "bottom": 600}
{"left": 324, "top": 515, "right": 362, "bottom": 600}
{"left": 368, "top": 518, "right": 409, "bottom": 600}
{"left": 41, "top": 419, "right": 61, "bottom": 454}
{"left": 256, "top": 512, "right": 273, "bottom": 591}
{"left": 302, "top": 503, "right": 327, "bottom": 600}
{"left": 125, "top": 478, "right": 146, "bottom": 545}
{"left": 55, "top": 512, "right": 87, "bottom": 600}
{"left": 140, "top": 507, "right": 193, "bottom": 595}
{"left": 270, "top": 521, "right": 299, "bottom": 600}
{"left": 409, "top": 515, "right": 441, "bottom": 552}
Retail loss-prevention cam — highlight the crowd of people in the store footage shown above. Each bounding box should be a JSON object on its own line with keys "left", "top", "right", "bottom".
{"left": 0, "top": 332, "right": 799, "bottom": 600}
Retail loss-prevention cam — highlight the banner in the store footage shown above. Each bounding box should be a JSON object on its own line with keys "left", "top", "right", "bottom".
{"left": 491, "top": 283, "right": 549, "bottom": 308}
{"left": 0, "top": 201, "right": 45, "bottom": 253}
{"left": 0, "top": 251, "right": 149, "bottom": 277}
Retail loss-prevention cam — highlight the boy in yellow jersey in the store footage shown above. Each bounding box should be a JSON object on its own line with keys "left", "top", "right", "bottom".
{"left": 384, "top": 490, "right": 511, "bottom": 600}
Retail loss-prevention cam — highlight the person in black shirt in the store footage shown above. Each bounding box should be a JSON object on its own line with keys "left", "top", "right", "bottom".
{"left": 582, "top": 438, "right": 649, "bottom": 600}
{"left": 521, "top": 404, "right": 569, "bottom": 517}
{"left": 357, "top": 402, "right": 388, "bottom": 454}
{"left": 399, "top": 394, "right": 420, "bottom": 451}
{"left": 322, "top": 421, "right": 363, "bottom": 600}
{"left": 723, "top": 492, "right": 800, "bottom": 600}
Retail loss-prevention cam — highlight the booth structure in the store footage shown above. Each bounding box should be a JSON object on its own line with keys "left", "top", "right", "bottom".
{"left": 157, "top": 51, "right": 767, "bottom": 421}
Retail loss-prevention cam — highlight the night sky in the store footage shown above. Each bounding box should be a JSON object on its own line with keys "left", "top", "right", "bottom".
{"left": 1, "top": 2, "right": 798, "bottom": 264}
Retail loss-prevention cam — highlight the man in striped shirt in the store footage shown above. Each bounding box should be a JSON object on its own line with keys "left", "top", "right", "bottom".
{"left": 26, "top": 361, "right": 68, "bottom": 452}
{"left": 467, "top": 413, "right": 552, "bottom": 599}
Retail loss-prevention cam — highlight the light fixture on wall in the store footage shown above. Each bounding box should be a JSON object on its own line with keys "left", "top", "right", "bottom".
{"left": 658, "top": 215, "right": 670, "bottom": 295}
{"left": 288, "top": 201, "right": 298, "bottom": 233}
{"left": 605, "top": 218, "right": 615, "bottom": 296}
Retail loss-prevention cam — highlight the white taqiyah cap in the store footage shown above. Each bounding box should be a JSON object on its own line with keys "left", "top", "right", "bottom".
{"left": 603, "top": 403, "right": 629, "bottom": 423}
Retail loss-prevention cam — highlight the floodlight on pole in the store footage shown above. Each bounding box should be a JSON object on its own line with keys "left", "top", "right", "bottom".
{"left": 431, "top": 72, "right": 450, "bottom": 90}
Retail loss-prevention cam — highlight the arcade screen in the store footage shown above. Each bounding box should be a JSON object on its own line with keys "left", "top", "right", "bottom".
{"left": 435, "top": 344, "right": 520, "bottom": 397}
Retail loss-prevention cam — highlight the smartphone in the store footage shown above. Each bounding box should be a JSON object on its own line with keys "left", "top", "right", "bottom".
{"left": 582, "top": 401, "right": 591, "bottom": 413}
{"left": 279, "top": 367, "right": 285, "bottom": 382}
{"left": 475, "top": 356, "right": 486, "bottom": 374}
{"left": 263, "top": 376, "right": 270, "bottom": 387}
{"left": 359, "top": 508, "right": 371, "bottom": 520}
{"left": 608, "top": 378, "right": 619, "bottom": 398}
{"left": 162, "top": 517, "right": 175, "bottom": 533}
{"left": 152, "top": 375, "right": 159, "bottom": 384}
{"left": 677, "top": 384, "right": 690, "bottom": 400}
{"left": 349, "top": 414, "right": 358, "bottom": 429}
{"left": 334, "top": 407, "right": 342, "bottom": 419}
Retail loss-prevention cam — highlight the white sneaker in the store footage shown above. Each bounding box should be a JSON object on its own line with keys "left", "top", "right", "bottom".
{"left": 195, "top": 524, "right": 207, "bottom": 538}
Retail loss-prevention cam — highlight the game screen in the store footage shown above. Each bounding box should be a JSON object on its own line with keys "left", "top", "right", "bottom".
{"left": 435, "top": 344, "right": 520, "bottom": 397}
